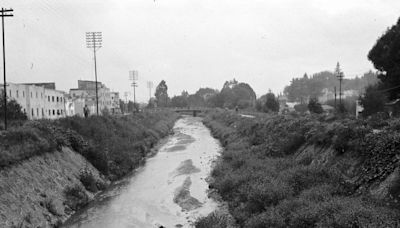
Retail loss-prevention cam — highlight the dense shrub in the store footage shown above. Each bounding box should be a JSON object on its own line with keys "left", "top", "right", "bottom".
{"left": 0, "top": 111, "right": 178, "bottom": 180}
{"left": 203, "top": 109, "right": 400, "bottom": 227}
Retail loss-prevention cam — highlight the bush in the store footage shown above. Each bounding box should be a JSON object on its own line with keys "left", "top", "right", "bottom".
{"left": 195, "top": 212, "right": 229, "bottom": 228}
{"left": 203, "top": 109, "right": 400, "bottom": 227}
{"left": 64, "top": 184, "right": 89, "bottom": 211}
{"left": 79, "top": 169, "right": 98, "bottom": 193}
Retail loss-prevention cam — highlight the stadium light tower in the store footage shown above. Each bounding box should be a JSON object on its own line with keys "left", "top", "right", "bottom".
{"left": 86, "top": 32, "right": 102, "bottom": 115}
{"left": 129, "top": 70, "right": 138, "bottom": 111}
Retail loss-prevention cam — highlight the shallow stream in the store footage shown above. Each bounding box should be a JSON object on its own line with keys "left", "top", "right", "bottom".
{"left": 63, "top": 116, "right": 221, "bottom": 228}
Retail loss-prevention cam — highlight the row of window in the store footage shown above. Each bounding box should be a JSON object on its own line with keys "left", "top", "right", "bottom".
{"left": 29, "top": 108, "right": 64, "bottom": 117}
{"left": 9, "top": 90, "right": 63, "bottom": 103}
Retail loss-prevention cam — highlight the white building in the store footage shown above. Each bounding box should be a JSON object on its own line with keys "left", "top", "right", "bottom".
{"left": 66, "top": 80, "right": 120, "bottom": 116}
{"left": 0, "top": 82, "right": 66, "bottom": 120}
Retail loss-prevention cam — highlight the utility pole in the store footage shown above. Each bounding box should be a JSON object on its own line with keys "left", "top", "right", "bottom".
{"left": 1, "top": 8, "right": 13, "bottom": 131}
{"left": 334, "top": 62, "right": 344, "bottom": 106}
{"left": 86, "top": 32, "right": 102, "bottom": 115}
{"left": 334, "top": 86, "right": 337, "bottom": 110}
{"left": 147, "top": 81, "right": 153, "bottom": 101}
{"left": 129, "top": 70, "right": 138, "bottom": 112}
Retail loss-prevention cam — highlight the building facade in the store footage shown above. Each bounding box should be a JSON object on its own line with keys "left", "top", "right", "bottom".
{"left": 66, "top": 80, "right": 120, "bottom": 116}
{"left": 1, "top": 82, "right": 66, "bottom": 120}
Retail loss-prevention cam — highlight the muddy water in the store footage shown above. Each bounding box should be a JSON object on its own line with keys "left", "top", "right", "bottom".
{"left": 63, "top": 116, "right": 221, "bottom": 228}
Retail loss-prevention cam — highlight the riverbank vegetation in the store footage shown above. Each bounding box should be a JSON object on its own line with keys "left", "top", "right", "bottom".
{"left": 200, "top": 109, "right": 400, "bottom": 227}
{"left": 0, "top": 111, "right": 178, "bottom": 180}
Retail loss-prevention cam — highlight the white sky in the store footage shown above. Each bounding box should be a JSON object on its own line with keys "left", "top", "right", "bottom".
{"left": 1, "top": 0, "right": 400, "bottom": 102}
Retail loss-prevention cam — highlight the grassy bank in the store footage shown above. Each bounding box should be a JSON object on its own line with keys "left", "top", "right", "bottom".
{"left": 199, "top": 109, "right": 400, "bottom": 228}
{"left": 0, "top": 111, "right": 178, "bottom": 179}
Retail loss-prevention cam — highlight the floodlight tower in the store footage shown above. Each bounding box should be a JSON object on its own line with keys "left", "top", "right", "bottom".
{"left": 86, "top": 32, "right": 102, "bottom": 115}
{"left": 123, "top": 91, "right": 130, "bottom": 113}
{"left": 147, "top": 81, "right": 153, "bottom": 101}
{"left": 1, "top": 8, "right": 13, "bottom": 130}
{"left": 129, "top": 70, "right": 138, "bottom": 111}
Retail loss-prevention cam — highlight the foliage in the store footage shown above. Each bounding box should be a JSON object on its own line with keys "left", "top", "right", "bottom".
{"left": 284, "top": 71, "right": 378, "bottom": 103}
{"left": 308, "top": 98, "right": 323, "bottom": 114}
{"left": 265, "top": 92, "right": 280, "bottom": 112}
{"left": 203, "top": 110, "right": 399, "bottom": 227}
{"left": 155, "top": 80, "right": 169, "bottom": 107}
{"left": 368, "top": 17, "right": 400, "bottom": 100}
{"left": 0, "top": 97, "right": 27, "bottom": 122}
{"left": 195, "top": 212, "right": 229, "bottom": 228}
{"left": 79, "top": 169, "right": 98, "bottom": 192}
{"left": 294, "top": 103, "right": 308, "bottom": 113}
{"left": 63, "top": 184, "right": 89, "bottom": 211}
{"left": 0, "top": 111, "right": 178, "bottom": 180}
{"left": 359, "top": 83, "right": 387, "bottom": 117}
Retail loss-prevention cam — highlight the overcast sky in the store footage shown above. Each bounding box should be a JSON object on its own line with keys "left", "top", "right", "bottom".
{"left": 2, "top": 0, "right": 400, "bottom": 102}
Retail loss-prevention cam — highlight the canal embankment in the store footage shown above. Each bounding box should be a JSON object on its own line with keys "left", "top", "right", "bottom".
{"left": 0, "top": 111, "right": 178, "bottom": 227}
{"left": 201, "top": 109, "right": 400, "bottom": 227}
{"left": 63, "top": 116, "right": 223, "bottom": 228}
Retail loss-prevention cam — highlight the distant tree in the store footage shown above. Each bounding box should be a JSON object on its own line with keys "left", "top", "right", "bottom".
{"left": 0, "top": 98, "right": 27, "bottom": 121}
{"left": 119, "top": 99, "right": 126, "bottom": 113}
{"left": 294, "top": 103, "right": 308, "bottom": 113}
{"left": 359, "top": 84, "right": 387, "bottom": 117}
{"left": 308, "top": 98, "right": 323, "bottom": 114}
{"left": 170, "top": 95, "right": 188, "bottom": 108}
{"left": 264, "top": 91, "right": 279, "bottom": 112}
{"left": 155, "top": 80, "right": 169, "bottom": 107}
{"left": 368, "top": 17, "right": 400, "bottom": 100}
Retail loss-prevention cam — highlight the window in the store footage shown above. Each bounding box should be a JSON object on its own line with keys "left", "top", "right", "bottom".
{"left": 60, "top": 97, "right": 62, "bottom": 102}
{"left": 53, "top": 110, "right": 55, "bottom": 115}
{"left": 61, "top": 110, "right": 63, "bottom": 114}
{"left": 31, "top": 92, "right": 32, "bottom": 98}
{"left": 37, "top": 108, "right": 39, "bottom": 117}
{"left": 32, "top": 108, "right": 34, "bottom": 117}
{"left": 49, "top": 110, "right": 51, "bottom": 116}
{"left": 52, "top": 96, "right": 54, "bottom": 102}
{"left": 57, "top": 97, "right": 59, "bottom": 102}
{"left": 57, "top": 110, "right": 60, "bottom": 115}
{"left": 23, "top": 91, "right": 25, "bottom": 97}
{"left": 16, "top": 90, "right": 19, "bottom": 98}
{"left": 48, "top": 96, "right": 50, "bottom": 102}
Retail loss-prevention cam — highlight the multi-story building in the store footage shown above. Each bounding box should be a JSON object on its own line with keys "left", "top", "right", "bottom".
{"left": 0, "top": 82, "right": 66, "bottom": 120}
{"left": 66, "top": 80, "right": 119, "bottom": 116}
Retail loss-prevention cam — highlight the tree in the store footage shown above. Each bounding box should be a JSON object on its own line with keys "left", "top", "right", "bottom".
{"left": 368, "top": 17, "right": 400, "bottom": 100}
{"left": 359, "top": 84, "right": 387, "bottom": 117}
{"left": 308, "top": 98, "right": 323, "bottom": 114}
{"left": 155, "top": 80, "right": 169, "bottom": 107}
{"left": 264, "top": 91, "right": 279, "bottom": 112}
{"left": 119, "top": 99, "right": 126, "bottom": 113}
{"left": 0, "top": 98, "right": 27, "bottom": 121}
{"left": 170, "top": 95, "right": 188, "bottom": 108}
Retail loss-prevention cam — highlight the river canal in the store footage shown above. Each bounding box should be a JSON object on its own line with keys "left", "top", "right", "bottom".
{"left": 63, "top": 116, "right": 221, "bottom": 228}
